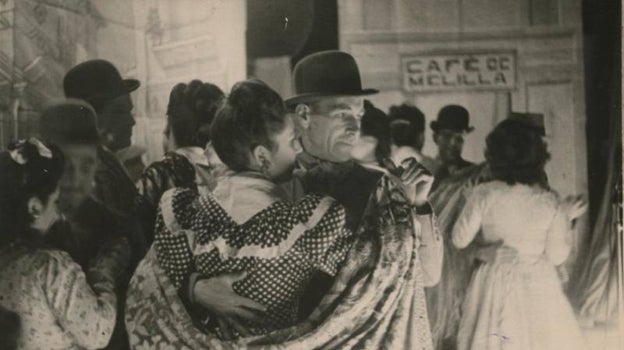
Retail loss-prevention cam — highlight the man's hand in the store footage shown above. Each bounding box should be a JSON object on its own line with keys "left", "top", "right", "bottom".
{"left": 398, "top": 158, "right": 434, "bottom": 207}
{"left": 193, "top": 272, "right": 267, "bottom": 339}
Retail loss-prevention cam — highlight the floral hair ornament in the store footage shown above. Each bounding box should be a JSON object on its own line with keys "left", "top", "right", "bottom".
{"left": 8, "top": 137, "right": 53, "bottom": 165}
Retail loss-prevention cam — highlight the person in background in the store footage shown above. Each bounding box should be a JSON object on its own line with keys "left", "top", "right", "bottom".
{"left": 350, "top": 100, "right": 391, "bottom": 170}
{"left": 430, "top": 104, "right": 475, "bottom": 187}
{"left": 39, "top": 100, "right": 142, "bottom": 350}
{"left": 0, "top": 138, "right": 129, "bottom": 349}
{"left": 116, "top": 145, "right": 147, "bottom": 185}
{"left": 63, "top": 59, "right": 141, "bottom": 218}
{"left": 137, "top": 80, "right": 225, "bottom": 244}
{"left": 452, "top": 119, "right": 587, "bottom": 350}
{"left": 388, "top": 103, "right": 436, "bottom": 172}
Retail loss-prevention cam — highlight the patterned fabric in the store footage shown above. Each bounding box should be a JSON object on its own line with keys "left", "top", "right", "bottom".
{"left": 137, "top": 148, "right": 223, "bottom": 245}
{"left": 426, "top": 162, "right": 492, "bottom": 349}
{"left": 0, "top": 244, "right": 123, "bottom": 350}
{"left": 453, "top": 181, "right": 586, "bottom": 350}
{"left": 125, "top": 174, "right": 440, "bottom": 349}
{"left": 153, "top": 186, "right": 351, "bottom": 337}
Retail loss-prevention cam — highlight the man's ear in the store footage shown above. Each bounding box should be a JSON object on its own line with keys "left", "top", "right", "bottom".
{"left": 27, "top": 197, "right": 44, "bottom": 220}
{"left": 294, "top": 104, "right": 311, "bottom": 130}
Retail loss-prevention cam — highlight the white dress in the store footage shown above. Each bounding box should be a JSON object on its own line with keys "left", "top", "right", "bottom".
{"left": 452, "top": 181, "right": 587, "bottom": 350}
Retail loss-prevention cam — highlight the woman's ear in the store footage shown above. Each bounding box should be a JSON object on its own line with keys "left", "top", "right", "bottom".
{"left": 251, "top": 145, "right": 272, "bottom": 171}
{"left": 27, "top": 197, "right": 44, "bottom": 220}
{"left": 294, "top": 104, "right": 311, "bottom": 130}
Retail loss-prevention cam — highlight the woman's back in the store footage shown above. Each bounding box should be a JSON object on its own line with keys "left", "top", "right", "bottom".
{"left": 453, "top": 181, "right": 568, "bottom": 261}
{"left": 480, "top": 182, "right": 558, "bottom": 254}
{"left": 0, "top": 247, "right": 117, "bottom": 349}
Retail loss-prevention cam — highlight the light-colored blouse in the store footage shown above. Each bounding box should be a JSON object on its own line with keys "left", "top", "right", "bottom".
{"left": 452, "top": 181, "right": 571, "bottom": 265}
{"left": 0, "top": 246, "right": 117, "bottom": 350}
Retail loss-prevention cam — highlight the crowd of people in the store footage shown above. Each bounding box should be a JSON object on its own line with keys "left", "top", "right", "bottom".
{"left": 0, "top": 50, "right": 589, "bottom": 349}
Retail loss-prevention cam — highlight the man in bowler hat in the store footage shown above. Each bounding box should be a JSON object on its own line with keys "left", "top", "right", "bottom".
{"left": 187, "top": 51, "right": 443, "bottom": 342}
{"left": 63, "top": 59, "right": 141, "bottom": 218}
{"left": 430, "top": 105, "right": 475, "bottom": 187}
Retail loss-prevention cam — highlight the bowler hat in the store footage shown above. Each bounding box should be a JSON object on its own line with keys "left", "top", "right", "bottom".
{"left": 285, "top": 50, "right": 378, "bottom": 106}
{"left": 508, "top": 112, "right": 545, "bottom": 136}
{"left": 431, "top": 105, "right": 474, "bottom": 133}
{"left": 39, "top": 99, "right": 100, "bottom": 145}
{"left": 63, "top": 59, "right": 140, "bottom": 108}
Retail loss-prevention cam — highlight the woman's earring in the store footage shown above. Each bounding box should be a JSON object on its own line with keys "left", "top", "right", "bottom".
{"left": 260, "top": 158, "right": 271, "bottom": 176}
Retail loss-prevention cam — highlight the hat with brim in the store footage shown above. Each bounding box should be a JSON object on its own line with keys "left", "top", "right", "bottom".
{"left": 63, "top": 59, "right": 140, "bottom": 107}
{"left": 285, "top": 50, "right": 378, "bottom": 107}
{"left": 39, "top": 99, "right": 101, "bottom": 145}
{"left": 431, "top": 104, "right": 474, "bottom": 133}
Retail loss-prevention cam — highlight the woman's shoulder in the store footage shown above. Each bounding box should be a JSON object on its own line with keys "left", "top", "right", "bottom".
{"left": 5, "top": 249, "right": 78, "bottom": 279}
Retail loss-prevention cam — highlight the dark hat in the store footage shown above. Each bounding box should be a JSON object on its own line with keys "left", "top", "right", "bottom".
{"left": 508, "top": 112, "right": 545, "bottom": 136}
{"left": 431, "top": 105, "right": 474, "bottom": 133}
{"left": 285, "top": 50, "right": 378, "bottom": 106}
{"left": 63, "top": 59, "right": 140, "bottom": 107}
{"left": 39, "top": 99, "right": 100, "bottom": 145}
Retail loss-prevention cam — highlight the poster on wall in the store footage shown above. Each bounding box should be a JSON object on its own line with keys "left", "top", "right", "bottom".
{"left": 402, "top": 52, "right": 516, "bottom": 92}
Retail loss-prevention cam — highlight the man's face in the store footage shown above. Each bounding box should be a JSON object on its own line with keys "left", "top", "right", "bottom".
{"left": 57, "top": 143, "right": 98, "bottom": 216}
{"left": 434, "top": 129, "right": 465, "bottom": 164}
{"left": 299, "top": 96, "right": 364, "bottom": 162}
{"left": 98, "top": 94, "right": 135, "bottom": 151}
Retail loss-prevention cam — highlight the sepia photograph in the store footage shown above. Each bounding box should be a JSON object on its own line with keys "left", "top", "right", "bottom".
{"left": 0, "top": 0, "right": 620, "bottom": 349}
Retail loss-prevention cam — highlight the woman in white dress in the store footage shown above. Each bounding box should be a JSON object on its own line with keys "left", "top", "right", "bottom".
{"left": 452, "top": 120, "right": 587, "bottom": 350}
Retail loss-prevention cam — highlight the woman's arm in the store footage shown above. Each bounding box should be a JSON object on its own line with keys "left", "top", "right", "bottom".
{"left": 452, "top": 187, "right": 487, "bottom": 249}
{"left": 153, "top": 189, "right": 198, "bottom": 290}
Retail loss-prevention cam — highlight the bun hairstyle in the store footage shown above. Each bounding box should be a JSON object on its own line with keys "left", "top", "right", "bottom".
{"left": 166, "top": 80, "right": 225, "bottom": 148}
{"left": 0, "top": 139, "right": 64, "bottom": 245}
{"left": 210, "top": 79, "right": 287, "bottom": 172}
{"left": 485, "top": 119, "right": 550, "bottom": 187}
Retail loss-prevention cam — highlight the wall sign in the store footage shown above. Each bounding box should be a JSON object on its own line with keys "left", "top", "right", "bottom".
{"left": 402, "top": 52, "right": 516, "bottom": 92}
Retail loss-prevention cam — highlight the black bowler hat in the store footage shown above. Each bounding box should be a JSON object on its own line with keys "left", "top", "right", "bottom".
{"left": 63, "top": 59, "right": 140, "bottom": 107}
{"left": 431, "top": 105, "right": 474, "bottom": 133}
{"left": 285, "top": 50, "right": 378, "bottom": 107}
{"left": 508, "top": 112, "right": 545, "bottom": 136}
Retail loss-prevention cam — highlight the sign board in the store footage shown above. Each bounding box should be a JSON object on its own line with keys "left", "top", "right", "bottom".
{"left": 402, "top": 52, "right": 516, "bottom": 92}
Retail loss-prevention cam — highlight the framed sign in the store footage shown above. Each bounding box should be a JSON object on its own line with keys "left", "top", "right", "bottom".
{"left": 402, "top": 52, "right": 516, "bottom": 92}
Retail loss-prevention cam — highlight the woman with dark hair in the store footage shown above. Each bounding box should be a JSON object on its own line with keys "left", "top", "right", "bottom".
{"left": 137, "top": 80, "right": 225, "bottom": 243}
{"left": 452, "top": 121, "right": 586, "bottom": 350}
{"left": 388, "top": 103, "right": 436, "bottom": 172}
{"left": 125, "top": 80, "right": 352, "bottom": 347}
{"left": 350, "top": 100, "right": 391, "bottom": 168}
{"left": 0, "top": 138, "right": 129, "bottom": 349}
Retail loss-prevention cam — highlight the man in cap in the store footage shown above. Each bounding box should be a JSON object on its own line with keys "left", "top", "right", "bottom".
{"left": 39, "top": 99, "right": 138, "bottom": 350}
{"left": 188, "top": 51, "right": 443, "bottom": 345}
{"left": 63, "top": 59, "right": 140, "bottom": 218}
{"left": 430, "top": 104, "right": 475, "bottom": 187}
